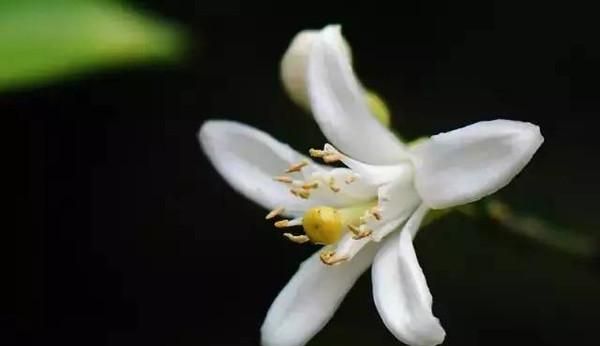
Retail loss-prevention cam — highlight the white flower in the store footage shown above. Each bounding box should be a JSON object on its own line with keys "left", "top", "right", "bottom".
{"left": 198, "top": 25, "right": 543, "bottom": 346}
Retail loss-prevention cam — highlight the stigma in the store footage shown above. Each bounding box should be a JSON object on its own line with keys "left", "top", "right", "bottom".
{"left": 302, "top": 206, "right": 344, "bottom": 245}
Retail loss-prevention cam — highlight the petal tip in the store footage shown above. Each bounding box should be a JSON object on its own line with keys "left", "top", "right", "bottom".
{"left": 414, "top": 119, "right": 544, "bottom": 209}
{"left": 280, "top": 30, "right": 319, "bottom": 108}
{"left": 197, "top": 119, "right": 233, "bottom": 152}
{"left": 197, "top": 120, "right": 217, "bottom": 149}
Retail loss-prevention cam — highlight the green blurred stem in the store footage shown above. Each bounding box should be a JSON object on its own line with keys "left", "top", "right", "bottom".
{"left": 457, "top": 199, "right": 597, "bottom": 259}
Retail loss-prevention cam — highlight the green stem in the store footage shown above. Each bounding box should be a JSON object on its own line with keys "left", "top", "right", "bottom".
{"left": 457, "top": 199, "right": 597, "bottom": 259}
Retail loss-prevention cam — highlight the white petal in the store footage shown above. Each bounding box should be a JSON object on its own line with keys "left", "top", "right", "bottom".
{"left": 198, "top": 120, "right": 326, "bottom": 215}
{"left": 309, "top": 167, "right": 377, "bottom": 202}
{"left": 372, "top": 204, "right": 446, "bottom": 346}
{"left": 370, "top": 178, "right": 421, "bottom": 241}
{"left": 411, "top": 119, "right": 544, "bottom": 209}
{"left": 280, "top": 30, "right": 351, "bottom": 110}
{"left": 324, "top": 143, "right": 412, "bottom": 186}
{"left": 330, "top": 232, "right": 372, "bottom": 261}
{"left": 308, "top": 25, "right": 408, "bottom": 164}
{"left": 261, "top": 242, "right": 380, "bottom": 346}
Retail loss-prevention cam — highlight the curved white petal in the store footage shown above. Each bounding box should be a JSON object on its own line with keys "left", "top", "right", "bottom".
{"left": 372, "top": 204, "right": 446, "bottom": 346}
{"left": 280, "top": 30, "right": 351, "bottom": 110}
{"left": 261, "top": 242, "right": 380, "bottom": 346}
{"left": 199, "top": 120, "right": 327, "bottom": 215}
{"left": 370, "top": 178, "right": 421, "bottom": 241}
{"left": 324, "top": 143, "right": 412, "bottom": 186}
{"left": 411, "top": 119, "right": 544, "bottom": 209}
{"left": 307, "top": 25, "right": 408, "bottom": 164}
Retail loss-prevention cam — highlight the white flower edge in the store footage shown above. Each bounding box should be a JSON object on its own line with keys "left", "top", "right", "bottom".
{"left": 372, "top": 204, "right": 446, "bottom": 346}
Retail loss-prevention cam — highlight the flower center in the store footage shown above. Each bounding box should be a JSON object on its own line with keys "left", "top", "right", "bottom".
{"left": 302, "top": 206, "right": 342, "bottom": 245}
{"left": 264, "top": 145, "right": 385, "bottom": 264}
{"left": 301, "top": 202, "right": 377, "bottom": 245}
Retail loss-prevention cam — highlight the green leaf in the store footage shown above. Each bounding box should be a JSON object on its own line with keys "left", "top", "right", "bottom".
{"left": 0, "top": 0, "right": 185, "bottom": 91}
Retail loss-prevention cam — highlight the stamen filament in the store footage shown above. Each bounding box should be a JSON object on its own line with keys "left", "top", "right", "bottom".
{"left": 274, "top": 218, "right": 303, "bottom": 228}
{"left": 265, "top": 207, "right": 285, "bottom": 220}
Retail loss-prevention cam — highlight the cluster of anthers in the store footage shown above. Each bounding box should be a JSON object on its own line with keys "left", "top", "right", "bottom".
{"left": 264, "top": 146, "right": 382, "bottom": 266}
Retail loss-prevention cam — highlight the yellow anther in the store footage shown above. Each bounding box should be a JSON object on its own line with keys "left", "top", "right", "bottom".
{"left": 319, "top": 250, "right": 348, "bottom": 265}
{"left": 370, "top": 206, "right": 382, "bottom": 221}
{"left": 309, "top": 148, "right": 326, "bottom": 157}
{"left": 302, "top": 181, "right": 319, "bottom": 189}
{"left": 291, "top": 188, "right": 311, "bottom": 199}
{"left": 273, "top": 175, "right": 293, "bottom": 183}
{"left": 345, "top": 175, "right": 357, "bottom": 184}
{"left": 348, "top": 224, "right": 372, "bottom": 240}
{"left": 347, "top": 224, "right": 361, "bottom": 235}
{"left": 265, "top": 207, "right": 285, "bottom": 220}
{"left": 274, "top": 220, "right": 290, "bottom": 228}
{"left": 328, "top": 177, "right": 340, "bottom": 193}
{"left": 283, "top": 233, "right": 310, "bottom": 244}
{"left": 302, "top": 206, "right": 343, "bottom": 245}
{"left": 285, "top": 160, "right": 309, "bottom": 173}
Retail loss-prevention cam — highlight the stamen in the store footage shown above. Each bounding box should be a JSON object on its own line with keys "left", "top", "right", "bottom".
{"left": 348, "top": 224, "right": 373, "bottom": 240}
{"left": 274, "top": 220, "right": 290, "bottom": 228}
{"left": 274, "top": 218, "right": 302, "bottom": 228}
{"left": 301, "top": 181, "right": 319, "bottom": 189}
{"left": 328, "top": 177, "right": 340, "bottom": 193}
{"left": 265, "top": 207, "right": 285, "bottom": 220}
{"left": 323, "top": 154, "right": 341, "bottom": 163}
{"left": 273, "top": 175, "right": 293, "bottom": 184}
{"left": 344, "top": 175, "right": 357, "bottom": 184}
{"left": 370, "top": 206, "right": 382, "bottom": 221}
{"left": 285, "top": 159, "right": 309, "bottom": 173}
{"left": 309, "top": 148, "right": 326, "bottom": 157}
{"left": 283, "top": 233, "right": 310, "bottom": 244}
{"left": 290, "top": 188, "right": 311, "bottom": 199}
{"left": 319, "top": 250, "right": 348, "bottom": 266}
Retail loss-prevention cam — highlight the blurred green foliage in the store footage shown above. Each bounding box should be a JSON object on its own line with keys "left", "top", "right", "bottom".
{"left": 0, "top": 0, "right": 185, "bottom": 91}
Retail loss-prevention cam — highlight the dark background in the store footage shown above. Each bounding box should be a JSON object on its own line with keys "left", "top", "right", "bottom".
{"left": 12, "top": 2, "right": 600, "bottom": 346}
